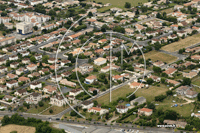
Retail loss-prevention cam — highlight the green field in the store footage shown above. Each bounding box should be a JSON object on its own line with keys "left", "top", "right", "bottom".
{"left": 135, "top": 84, "right": 169, "bottom": 102}
{"left": 192, "top": 76, "right": 200, "bottom": 86}
{"left": 27, "top": 101, "right": 50, "bottom": 114}
{"left": 156, "top": 103, "right": 195, "bottom": 117}
{"left": 144, "top": 50, "right": 178, "bottom": 64}
{"left": 90, "top": 0, "right": 148, "bottom": 9}
{"left": 42, "top": 105, "right": 69, "bottom": 115}
{"left": 96, "top": 85, "right": 133, "bottom": 105}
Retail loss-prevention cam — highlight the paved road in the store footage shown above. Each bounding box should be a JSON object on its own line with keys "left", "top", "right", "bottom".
{"left": 0, "top": 112, "right": 175, "bottom": 133}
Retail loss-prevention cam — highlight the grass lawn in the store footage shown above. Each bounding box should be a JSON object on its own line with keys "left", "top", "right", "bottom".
{"left": 0, "top": 124, "right": 36, "bottom": 133}
{"left": 123, "top": 114, "right": 137, "bottom": 122}
{"left": 144, "top": 50, "right": 177, "bottom": 64}
{"left": 27, "top": 101, "right": 51, "bottom": 114}
{"left": 192, "top": 76, "right": 200, "bottom": 86}
{"left": 156, "top": 103, "right": 195, "bottom": 117}
{"left": 97, "top": 5, "right": 115, "bottom": 12}
{"left": 161, "top": 33, "right": 200, "bottom": 52}
{"left": 89, "top": 0, "right": 148, "bottom": 9}
{"left": 135, "top": 84, "right": 169, "bottom": 102}
{"left": 41, "top": 105, "right": 69, "bottom": 115}
{"left": 160, "top": 8, "right": 174, "bottom": 14}
{"left": 96, "top": 85, "right": 133, "bottom": 105}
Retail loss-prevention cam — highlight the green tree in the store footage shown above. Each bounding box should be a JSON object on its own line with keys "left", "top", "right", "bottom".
{"left": 153, "top": 66, "right": 162, "bottom": 73}
{"left": 49, "top": 109, "right": 53, "bottom": 114}
{"left": 38, "top": 101, "right": 44, "bottom": 107}
{"left": 30, "top": 56, "right": 36, "bottom": 63}
{"left": 88, "top": 11, "right": 93, "bottom": 17}
{"left": 182, "top": 77, "right": 191, "bottom": 85}
{"left": 42, "top": 55, "right": 49, "bottom": 63}
{"left": 124, "top": 2, "right": 131, "bottom": 8}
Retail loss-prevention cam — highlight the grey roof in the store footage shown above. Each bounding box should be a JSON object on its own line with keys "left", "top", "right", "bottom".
{"left": 131, "top": 96, "right": 146, "bottom": 103}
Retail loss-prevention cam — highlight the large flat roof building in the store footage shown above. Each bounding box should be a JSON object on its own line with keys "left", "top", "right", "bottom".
{"left": 16, "top": 22, "right": 33, "bottom": 35}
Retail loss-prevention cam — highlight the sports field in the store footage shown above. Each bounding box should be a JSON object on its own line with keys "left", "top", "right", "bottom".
{"left": 161, "top": 33, "right": 200, "bottom": 52}
{"left": 144, "top": 50, "right": 177, "bottom": 63}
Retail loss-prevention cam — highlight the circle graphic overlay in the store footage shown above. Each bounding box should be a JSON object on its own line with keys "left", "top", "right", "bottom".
{"left": 55, "top": 17, "right": 146, "bottom": 118}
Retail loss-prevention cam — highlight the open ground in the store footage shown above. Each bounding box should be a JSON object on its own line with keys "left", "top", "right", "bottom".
{"left": 161, "top": 33, "right": 200, "bottom": 52}
{"left": 144, "top": 50, "right": 178, "bottom": 63}
{"left": 0, "top": 124, "right": 36, "bottom": 133}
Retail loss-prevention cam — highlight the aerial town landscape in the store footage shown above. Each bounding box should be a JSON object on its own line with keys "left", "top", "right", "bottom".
{"left": 1, "top": 0, "right": 200, "bottom": 132}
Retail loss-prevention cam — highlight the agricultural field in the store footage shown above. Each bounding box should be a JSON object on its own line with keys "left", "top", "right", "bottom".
{"left": 0, "top": 124, "right": 36, "bottom": 133}
{"left": 144, "top": 50, "right": 177, "bottom": 63}
{"left": 161, "top": 33, "right": 200, "bottom": 52}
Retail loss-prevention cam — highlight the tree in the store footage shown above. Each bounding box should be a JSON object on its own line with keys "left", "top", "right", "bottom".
{"left": 38, "top": 101, "right": 44, "bottom": 107}
{"left": 182, "top": 77, "right": 191, "bottom": 85}
{"left": 124, "top": 2, "right": 131, "bottom": 8}
{"left": 30, "top": 56, "right": 36, "bottom": 63}
{"left": 166, "top": 90, "right": 173, "bottom": 96}
{"left": 147, "top": 103, "right": 155, "bottom": 110}
{"left": 1, "top": 11, "right": 7, "bottom": 17}
{"left": 49, "top": 109, "right": 53, "bottom": 114}
{"left": 153, "top": 66, "right": 162, "bottom": 73}
{"left": 88, "top": 11, "right": 93, "bottom": 17}
{"left": 146, "top": 78, "right": 153, "bottom": 85}
{"left": 198, "top": 93, "right": 200, "bottom": 101}
{"left": 42, "top": 55, "right": 49, "bottom": 63}
{"left": 33, "top": 26, "right": 38, "bottom": 31}
{"left": 101, "top": 24, "right": 109, "bottom": 32}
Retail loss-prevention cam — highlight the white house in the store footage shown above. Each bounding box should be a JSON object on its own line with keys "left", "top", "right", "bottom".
{"left": 50, "top": 94, "right": 65, "bottom": 107}
{"left": 6, "top": 80, "right": 18, "bottom": 88}
{"left": 81, "top": 101, "right": 94, "bottom": 109}
{"left": 94, "top": 57, "right": 107, "bottom": 66}
{"left": 30, "top": 82, "right": 42, "bottom": 89}
{"left": 85, "top": 75, "right": 97, "bottom": 84}
{"left": 88, "top": 107, "right": 109, "bottom": 115}
{"left": 69, "top": 89, "right": 83, "bottom": 96}
{"left": 116, "top": 105, "right": 128, "bottom": 113}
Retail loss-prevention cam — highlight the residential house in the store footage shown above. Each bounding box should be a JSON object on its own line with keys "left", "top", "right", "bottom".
{"left": 129, "top": 82, "right": 145, "bottom": 89}
{"left": 27, "top": 92, "right": 42, "bottom": 104}
{"left": 85, "top": 75, "right": 97, "bottom": 84}
{"left": 0, "top": 85, "right": 7, "bottom": 92}
{"left": 94, "top": 57, "right": 107, "bottom": 66}
{"left": 50, "top": 94, "right": 65, "bottom": 107}
{"left": 6, "top": 80, "right": 18, "bottom": 88}
{"left": 139, "top": 108, "right": 153, "bottom": 116}
{"left": 27, "top": 64, "right": 37, "bottom": 71}
{"left": 43, "top": 85, "right": 57, "bottom": 94}
{"left": 69, "top": 89, "right": 83, "bottom": 96}
{"left": 14, "top": 89, "right": 27, "bottom": 96}
{"left": 30, "top": 82, "right": 42, "bottom": 89}
{"left": 81, "top": 101, "right": 94, "bottom": 109}
{"left": 60, "top": 79, "right": 76, "bottom": 87}
{"left": 116, "top": 105, "right": 128, "bottom": 113}
{"left": 163, "top": 68, "right": 177, "bottom": 77}
{"left": 88, "top": 107, "right": 109, "bottom": 115}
